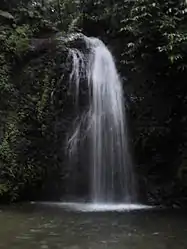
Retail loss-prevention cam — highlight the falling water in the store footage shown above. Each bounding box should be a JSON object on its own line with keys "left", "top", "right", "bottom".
{"left": 67, "top": 34, "right": 136, "bottom": 204}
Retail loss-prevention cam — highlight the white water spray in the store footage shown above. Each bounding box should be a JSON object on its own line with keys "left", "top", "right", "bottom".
{"left": 67, "top": 35, "right": 136, "bottom": 204}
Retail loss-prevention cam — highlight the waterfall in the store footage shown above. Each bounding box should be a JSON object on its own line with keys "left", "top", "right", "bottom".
{"left": 67, "top": 35, "right": 136, "bottom": 204}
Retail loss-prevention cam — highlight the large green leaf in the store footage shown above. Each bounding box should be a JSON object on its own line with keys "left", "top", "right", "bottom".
{"left": 0, "top": 10, "right": 14, "bottom": 19}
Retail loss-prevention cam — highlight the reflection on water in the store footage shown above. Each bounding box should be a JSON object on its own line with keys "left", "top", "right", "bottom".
{"left": 0, "top": 203, "right": 187, "bottom": 249}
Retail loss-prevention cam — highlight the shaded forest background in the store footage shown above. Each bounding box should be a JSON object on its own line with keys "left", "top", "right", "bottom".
{"left": 0, "top": 0, "right": 187, "bottom": 206}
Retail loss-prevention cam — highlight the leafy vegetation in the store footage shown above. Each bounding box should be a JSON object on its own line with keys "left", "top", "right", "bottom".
{"left": 0, "top": 0, "right": 187, "bottom": 205}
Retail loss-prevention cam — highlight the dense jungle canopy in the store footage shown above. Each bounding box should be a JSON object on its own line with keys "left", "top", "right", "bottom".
{"left": 0, "top": 0, "right": 187, "bottom": 205}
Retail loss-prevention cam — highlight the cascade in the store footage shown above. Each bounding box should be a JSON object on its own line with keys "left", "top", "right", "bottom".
{"left": 66, "top": 34, "right": 136, "bottom": 204}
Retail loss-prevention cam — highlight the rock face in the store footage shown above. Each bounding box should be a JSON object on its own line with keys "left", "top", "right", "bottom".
{"left": 0, "top": 34, "right": 89, "bottom": 202}
{"left": 25, "top": 34, "right": 91, "bottom": 200}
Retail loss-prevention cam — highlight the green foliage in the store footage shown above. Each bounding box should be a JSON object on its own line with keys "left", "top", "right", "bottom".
{"left": 5, "top": 25, "right": 31, "bottom": 56}
{"left": 0, "top": 10, "right": 14, "bottom": 19}
{"left": 120, "top": 0, "right": 187, "bottom": 71}
{"left": 0, "top": 0, "right": 79, "bottom": 202}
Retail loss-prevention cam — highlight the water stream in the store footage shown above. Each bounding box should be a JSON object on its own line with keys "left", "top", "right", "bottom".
{"left": 67, "top": 35, "right": 135, "bottom": 204}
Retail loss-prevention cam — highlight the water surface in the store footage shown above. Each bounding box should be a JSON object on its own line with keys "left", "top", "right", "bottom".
{"left": 0, "top": 203, "right": 186, "bottom": 249}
